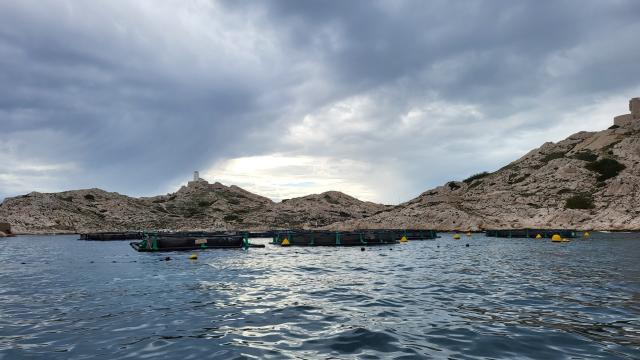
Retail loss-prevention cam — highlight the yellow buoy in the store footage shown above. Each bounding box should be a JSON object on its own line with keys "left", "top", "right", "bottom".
{"left": 551, "top": 234, "right": 562, "bottom": 242}
{"left": 400, "top": 236, "right": 408, "bottom": 243}
{"left": 583, "top": 232, "right": 590, "bottom": 239}
{"left": 453, "top": 234, "right": 461, "bottom": 240}
{"left": 189, "top": 254, "right": 198, "bottom": 260}
{"left": 281, "top": 238, "right": 290, "bottom": 246}
{"left": 535, "top": 234, "right": 542, "bottom": 239}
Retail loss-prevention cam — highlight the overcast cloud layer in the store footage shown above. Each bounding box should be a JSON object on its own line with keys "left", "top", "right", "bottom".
{"left": 1, "top": 0, "right": 639, "bottom": 204}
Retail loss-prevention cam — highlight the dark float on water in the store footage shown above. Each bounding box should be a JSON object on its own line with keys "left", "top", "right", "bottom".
{"left": 485, "top": 229, "right": 578, "bottom": 239}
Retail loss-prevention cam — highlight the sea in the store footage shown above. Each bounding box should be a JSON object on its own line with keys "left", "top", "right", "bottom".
{"left": 0, "top": 232, "right": 638, "bottom": 359}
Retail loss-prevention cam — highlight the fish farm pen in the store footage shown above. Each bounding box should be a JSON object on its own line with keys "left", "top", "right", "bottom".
{"left": 129, "top": 233, "right": 265, "bottom": 252}
{"left": 81, "top": 230, "right": 280, "bottom": 241}
{"left": 272, "top": 229, "right": 438, "bottom": 247}
{"left": 80, "top": 232, "right": 144, "bottom": 240}
{"left": 485, "top": 229, "right": 578, "bottom": 239}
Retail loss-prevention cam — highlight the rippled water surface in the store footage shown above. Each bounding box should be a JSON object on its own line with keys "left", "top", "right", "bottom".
{"left": 0, "top": 233, "right": 639, "bottom": 359}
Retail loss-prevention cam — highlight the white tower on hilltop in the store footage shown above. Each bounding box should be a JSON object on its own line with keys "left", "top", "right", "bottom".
{"left": 193, "top": 171, "right": 200, "bottom": 182}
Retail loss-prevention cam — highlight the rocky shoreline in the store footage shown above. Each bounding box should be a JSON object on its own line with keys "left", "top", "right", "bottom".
{"left": 2, "top": 98, "right": 640, "bottom": 234}
{"left": 0, "top": 223, "right": 16, "bottom": 237}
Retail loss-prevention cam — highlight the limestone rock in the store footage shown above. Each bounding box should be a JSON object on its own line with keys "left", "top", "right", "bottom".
{"left": 0, "top": 180, "right": 387, "bottom": 234}
{"left": 614, "top": 97, "right": 640, "bottom": 129}
{"left": 3, "top": 98, "right": 640, "bottom": 233}
{"left": 0, "top": 222, "right": 14, "bottom": 236}
{"left": 329, "top": 99, "right": 640, "bottom": 231}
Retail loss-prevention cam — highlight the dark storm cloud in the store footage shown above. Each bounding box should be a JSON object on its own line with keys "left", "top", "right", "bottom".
{"left": 234, "top": 0, "right": 640, "bottom": 108}
{"left": 0, "top": 0, "right": 287, "bottom": 198}
{"left": 1, "top": 0, "right": 639, "bottom": 203}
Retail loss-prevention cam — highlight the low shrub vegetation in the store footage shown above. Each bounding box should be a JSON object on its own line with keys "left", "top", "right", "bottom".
{"left": 541, "top": 152, "right": 566, "bottom": 163}
{"left": 223, "top": 214, "right": 240, "bottom": 222}
{"left": 585, "top": 158, "right": 626, "bottom": 181}
{"left": 463, "top": 171, "right": 490, "bottom": 184}
{"left": 447, "top": 182, "right": 461, "bottom": 190}
{"left": 565, "top": 194, "right": 595, "bottom": 209}
{"left": 572, "top": 151, "right": 598, "bottom": 162}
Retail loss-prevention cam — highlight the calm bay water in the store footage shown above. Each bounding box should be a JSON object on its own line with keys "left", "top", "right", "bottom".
{"left": 0, "top": 233, "right": 638, "bottom": 359}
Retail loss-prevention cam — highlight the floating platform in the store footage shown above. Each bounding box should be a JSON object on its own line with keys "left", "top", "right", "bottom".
{"left": 129, "top": 234, "right": 265, "bottom": 252}
{"left": 80, "top": 232, "right": 144, "bottom": 240}
{"left": 81, "top": 230, "right": 287, "bottom": 241}
{"left": 272, "top": 229, "right": 437, "bottom": 246}
{"left": 485, "top": 229, "right": 577, "bottom": 239}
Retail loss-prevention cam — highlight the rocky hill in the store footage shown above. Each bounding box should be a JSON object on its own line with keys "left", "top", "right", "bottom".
{"left": 0, "top": 179, "right": 388, "bottom": 234}
{"left": 330, "top": 98, "right": 640, "bottom": 231}
{"left": 267, "top": 191, "right": 390, "bottom": 228}
{"left": 3, "top": 98, "right": 640, "bottom": 233}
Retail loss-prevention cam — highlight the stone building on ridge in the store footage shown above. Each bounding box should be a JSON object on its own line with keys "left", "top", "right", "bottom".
{"left": 614, "top": 97, "right": 640, "bottom": 128}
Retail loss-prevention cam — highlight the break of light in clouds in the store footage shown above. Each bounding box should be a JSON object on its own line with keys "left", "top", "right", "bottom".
{"left": 1, "top": 0, "right": 639, "bottom": 204}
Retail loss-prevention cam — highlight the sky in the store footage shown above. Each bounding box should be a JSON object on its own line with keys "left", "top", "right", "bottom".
{"left": 1, "top": 0, "right": 639, "bottom": 204}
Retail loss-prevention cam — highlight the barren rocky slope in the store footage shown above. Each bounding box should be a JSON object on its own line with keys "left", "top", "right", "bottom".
{"left": 0, "top": 180, "right": 387, "bottom": 234}
{"left": 3, "top": 98, "right": 640, "bottom": 233}
{"left": 268, "top": 191, "right": 390, "bottom": 228}
{"left": 330, "top": 101, "right": 640, "bottom": 231}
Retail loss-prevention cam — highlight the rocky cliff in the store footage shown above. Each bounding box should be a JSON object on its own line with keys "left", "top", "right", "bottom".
{"left": 0, "top": 180, "right": 388, "bottom": 234}
{"left": 3, "top": 98, "right": 640, "bottom": 233}
{"left": 330, "top": 99, "right": 640, "bottom": 231}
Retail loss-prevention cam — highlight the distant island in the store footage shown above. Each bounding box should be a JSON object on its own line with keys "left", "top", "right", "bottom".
{"left": 2, "top": 98, "right": 639, "bottom": 234}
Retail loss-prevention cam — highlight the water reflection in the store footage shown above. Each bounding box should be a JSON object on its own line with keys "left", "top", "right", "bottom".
{"left": 0, "top": 234, "right": 638, "bottom": 359}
